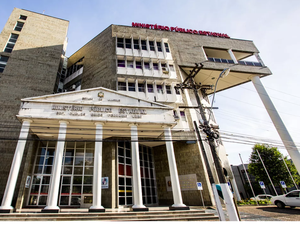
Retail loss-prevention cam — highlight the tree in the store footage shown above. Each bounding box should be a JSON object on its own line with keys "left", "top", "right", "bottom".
{"left": 248, "top": 144, "right": 300, "bottom": 189}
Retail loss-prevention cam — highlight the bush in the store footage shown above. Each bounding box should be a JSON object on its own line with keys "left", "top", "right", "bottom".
{"left": 237, "top": 199, "right": 271, "bottom": 206}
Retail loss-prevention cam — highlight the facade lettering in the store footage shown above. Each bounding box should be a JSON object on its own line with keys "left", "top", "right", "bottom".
{"left": 132, "top": 22, "right": 230, "bottom": 38}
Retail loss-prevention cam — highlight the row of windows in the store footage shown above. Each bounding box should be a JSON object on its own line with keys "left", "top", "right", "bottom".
{"left": 0, "top": 55, "right": 9, "bottom": 73}
{"left": 4, "top": 33, "right": 19, "bottom": 53}
{"left": 117, "top": 38, "right": 170, "bottom": 53}
{"left": 117, "top": 81, "right": 180, "bottom": 95}
{"left": 117, "top": 59, "right": 174, "bottom": 72}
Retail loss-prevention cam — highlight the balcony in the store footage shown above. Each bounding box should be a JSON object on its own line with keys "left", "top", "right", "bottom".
{"left": 208, "top": 57, "right": 262, "bottom": 67}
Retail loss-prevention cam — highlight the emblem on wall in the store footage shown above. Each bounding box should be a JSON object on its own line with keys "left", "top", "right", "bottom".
{"left": 98, "top": 92, "right": 104, "bottom": 98}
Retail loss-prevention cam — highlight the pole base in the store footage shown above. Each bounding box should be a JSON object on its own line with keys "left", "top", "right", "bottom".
{"left": 132, "top": 207, "right": 149, "bottom": 211}
{"left": 41, "top": 208, "right": 60, "bottom": 213}
{"left": 89, "top": 208, "right": 105, "bottom": 212}
{"left": 0, "top": 208, "right": 14, "bottom": 213}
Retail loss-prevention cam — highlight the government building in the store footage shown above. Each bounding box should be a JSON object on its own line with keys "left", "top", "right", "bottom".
{"left": 0, "top": 8, "right": 272, "bottom": 212}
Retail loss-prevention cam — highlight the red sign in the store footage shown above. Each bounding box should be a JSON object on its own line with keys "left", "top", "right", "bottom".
{"left": 132, "top": 22, "right": 230, "bottom": 38}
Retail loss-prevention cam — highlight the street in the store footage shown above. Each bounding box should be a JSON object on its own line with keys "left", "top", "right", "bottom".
{"left": 207, "top": 205, "right": 300, "bottom": 221}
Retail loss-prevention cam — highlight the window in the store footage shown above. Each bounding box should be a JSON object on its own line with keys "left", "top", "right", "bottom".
{"left": 14, "top": 21, "right": 24, "bottom": 31}
{"left": 138, "top": 83, "right": 145, "bottom": 92}
{"left": 117, "top": 60, "right": 125, "bottom": 67}
{"left": 286, "top": 191, "right": 300, "bottom": 198}
{"left": 166, "top": 85, "right": 172, "bottom": 94}
{"left": 136, "top": 61, "right": 142, "bottom": 69}
{"left": 133, "top": 40, "right": 139, "bottom": 50}
{"left": 4, "top": 33, "right": 19, "bottom": 53}
{"left": 0, "top": 55, "right": 9, "bottom": 73}
{"left": 125, "top": 39, "right": 131, "bottom": 49}
{"left": 164, "top": 43, "right": 170, "bottom": 53}
{"left": 149, "top": 41, "right": 155, "bottom": 51}
{"left": 141, "top": 40, "right": 147, "bottom": 50}
{"left": 157, "top": 42, "right": 162, "bottom": 52}
{"left": 169, "top": 64, "right": 175, "bottom": 71}
{"left": 117, "top": 38, "right": 124, "bottom": 48}
{"left": 127, "top": 61, "right": 134, "bottom": 68}
{"left": 153, "top": 63, "right": 159, "bottom": 70}
{"left": 144, "top": 62, "right": 150, "bottom": 70}
{"left": 157, "top": 85, "right": 163, "bottom": 94}
{"left": 19, "top": 15, "right": 27, "bottom": 20}
{"left": 128, "top": 83, "right": 135, "bottom": 91}
{"left": 118, "top": 82, "right": 126, "bottom": 91}
{"left": 147, "top": 84, "right": 154, "bottom": 93}
{"left": 175, "top": 87, "right": 181, "bottom": 95}
{"left": 180, "top": 111, "right": 187, "bottom": 121}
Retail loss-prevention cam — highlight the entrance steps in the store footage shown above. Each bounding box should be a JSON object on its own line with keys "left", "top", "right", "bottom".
{"left": 0, "top": 207, "right": 219, "bottom": 221}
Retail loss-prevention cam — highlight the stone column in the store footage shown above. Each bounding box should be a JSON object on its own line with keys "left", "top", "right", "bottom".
{"left": 42, "top": 121, "right": 68, "bottom": 213}
{"left": 164, "top": 126, "right": 189, "bottom": 210}
{"left": 251, "top": 75, "right": 300, "bottom": 174}
{"left": 0, "top": 120, "right": 32, "bottom": 213}
{"left": 89, "top": 122, "right": 105, "bottom": 212}
{"left": 129, "top": 124, "right": 148, "bottom": 211}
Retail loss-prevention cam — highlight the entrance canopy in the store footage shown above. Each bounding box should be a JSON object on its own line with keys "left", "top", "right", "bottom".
{"left": 17, "top": 87, "right": 176, "bottom": 143}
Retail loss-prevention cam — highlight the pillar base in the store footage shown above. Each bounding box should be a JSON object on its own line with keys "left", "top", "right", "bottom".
{"left": 131, "top": 207, "right": 149, "bottom": 211}
{"left": 41, "top": 208, "right": 60, "bottom": 213}
{"left": 0, "top": 208, "right": 14, "bottom": 213}
{"left": 89, "top": 208, "right": 105, "bottom": 212}
{"left": 169, "top": 206, "right": 190, "bottom": 210}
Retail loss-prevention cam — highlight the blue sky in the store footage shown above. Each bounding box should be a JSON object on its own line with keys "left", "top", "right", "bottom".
{"left": 1, "top": 0, "right": 300, "bottom": 165}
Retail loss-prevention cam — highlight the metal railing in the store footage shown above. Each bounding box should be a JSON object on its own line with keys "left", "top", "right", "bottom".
{"left": 208, "top": 57, "right": 262, "bottom": 67}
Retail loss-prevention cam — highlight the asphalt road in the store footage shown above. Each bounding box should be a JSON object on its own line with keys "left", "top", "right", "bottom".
{"left": 207, "top": 205, "right": 300, "bottom": 221}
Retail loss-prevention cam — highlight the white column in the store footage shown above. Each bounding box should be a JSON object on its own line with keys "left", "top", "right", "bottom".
{"left": 89, "top": 122, "right": 105, "bottom": 212}
{"left": 254, "top": 53, "right": 265, "bottom": 67}
{"left": 43, "top": 121, "right": 68, "bottom": 212}
{"left": 228, "top": 49, "right": 238, "bottom": 64}
{"left": 0, "top": 120, "right": 31, "bottom": 212}
{"left": 251, "top": 75, "right": 300, "bottom": 174}
{"left": 129, "top": 124, "right": 147, "bottom": 211}
{"left": 164, "top": 126, "right": 188, "bottom": 209}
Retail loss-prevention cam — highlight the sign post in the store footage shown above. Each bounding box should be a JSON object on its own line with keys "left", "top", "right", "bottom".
{"left": 259, "top": 181, "right": 267, "bottom": 196}
{"left": 280, "top": 181, "right": 287, "bottom": 193}
{"left": 196, "top": 182, "right": 205, "bottom": 208}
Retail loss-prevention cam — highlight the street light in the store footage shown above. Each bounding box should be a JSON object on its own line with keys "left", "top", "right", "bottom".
{"left": 208, "top": 68, "right": 230, "bottom": 123}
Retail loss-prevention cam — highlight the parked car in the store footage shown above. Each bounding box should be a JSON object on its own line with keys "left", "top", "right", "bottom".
{"left": 250, "top": 194, "right": 273, "bottom": 201}
{"left": 271, "top": 190, "right": 300, "bottom": 208}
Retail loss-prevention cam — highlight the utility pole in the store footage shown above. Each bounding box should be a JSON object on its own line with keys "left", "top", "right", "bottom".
{"left": 176, "top": 63, "right": 240, "bottom": 221}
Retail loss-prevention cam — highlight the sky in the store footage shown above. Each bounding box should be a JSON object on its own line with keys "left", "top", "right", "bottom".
{"left": 1, "top": 0, "right": 300, "bottom": 166}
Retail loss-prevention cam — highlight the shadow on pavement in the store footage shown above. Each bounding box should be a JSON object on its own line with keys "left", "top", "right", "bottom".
{"left": 256, "top": 206, "right": 300, "bottom": 214}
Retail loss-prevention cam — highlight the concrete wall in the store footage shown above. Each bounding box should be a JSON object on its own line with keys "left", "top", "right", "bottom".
{"left": 0, "top": 8, "right": 69, "bottom": 205}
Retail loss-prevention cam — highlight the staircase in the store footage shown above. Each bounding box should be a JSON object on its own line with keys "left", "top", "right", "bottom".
{"left": 0, "top": 208, "right": 219, "bottom": 221}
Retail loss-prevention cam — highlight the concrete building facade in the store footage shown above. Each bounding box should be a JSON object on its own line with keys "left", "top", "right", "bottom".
{"left": 1, "top": 9, "right": 275, "bottom": 212}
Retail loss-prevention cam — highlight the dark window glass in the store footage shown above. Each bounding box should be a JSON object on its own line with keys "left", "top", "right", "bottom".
{"left": 157, "top": 42, "right": 162, "bottom": 52}
{"left": 128, "top": 83, "right": 135, "bottom": 92}
{"left": 153, "top": 63, "right": 159, "bottom": 70}
{"left": 127, "top": 61, "right": 134, "bottom": 68}
{"left": 117, "top": 38, "right": 124, "bottom": 48}
{"left": 147, "top": 84, "right": 154, "bottom": 93}
{"left": 149, "top": 41, "right": 155, "bottom": 51}
{"left": 117, "top": 60, "right": 125, "bottom": 67}
{"left": 0, "top": 55, "right": 9, "bottom": 73}
{"left": 118, "top": 82, "right": 126, "bottom": 91}
{"left": 157, "top": 85, "right": 163, "bottom": 94}
{"left": 19, "top": 15, "right": 27, "bottom": 20}
{"left": 14, "top": 21, "right": 24, "bottom": 31}
{"left": 141, "top": 40, "right": 147, "bottom": 50}
{"left": 164, "top": 43, "right": 170, "bottom": 52}
{"left": 144, "top": 62, "right": 150, "bottom": 69}
{"left": 166, "top": 85, "right": 172, "bottom": 94}
{"left": 136, "top": 61, "right": 142, "bottom": 69}
{"left": 138, "top": 83, "right": 145, "bottom": 92}
{"left": 125, "top": 39, "right": 131, "bottom": 49}
{"left": 133, "top": 40, "right": 139, "bottom": 49}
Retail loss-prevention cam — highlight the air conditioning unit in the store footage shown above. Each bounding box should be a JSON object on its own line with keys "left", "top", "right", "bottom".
{"left": 162, "top": 67, "right": 169, "bottom": 74}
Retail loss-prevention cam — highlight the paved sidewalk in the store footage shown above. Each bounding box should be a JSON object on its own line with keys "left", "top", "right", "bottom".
{"left": 206, "top": 205, "right": 300, "bottom": 221}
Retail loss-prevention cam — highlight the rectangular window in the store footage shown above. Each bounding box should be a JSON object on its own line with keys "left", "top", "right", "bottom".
{"left": 117, "top": 38, "right": 124, "bottom": 48}
{"left": 136, "top": 61, "right": 142, "bottom": 69}
{"left": 125, "top": 39, "right": 131, "bottom": 49}
{"left": 149, "top": 41, "right": 155, "bottom": 51}
{"left": 117, "top": 60, "right": 125, "bottom": 67}
{"left": 180, "top": 111, "right": 187, "bottom": 121}
{"left": 19, "top": 15, "right": 27, "bottom": 20}
{"left": 164, "top": 43, "right": 170, "bottom": 53}
{"left": 138, "top": 83, "right": 145, "bottom": 92}
{"left": 157, "top": 42, "right": 162, "bottom": 52}
{"left": 153, "top": 63, "right": 159, "bottom": 70}
{"left": 147, "top": 84, "right": 154, "bottom": 93}
{"left": 166, "top": 85, "right": 172, "bottom": 94}
{"left": 128, "top": 83, "right": 135, "bottom": 92}
{"left": 14, "top": 21, "right": 24, "bottom": 31}
{"left": 4, "top": 33, "right": 19, "bottom": 53}
{"left": 175, "top": 87, "right": 180, "bottom": 95}
{"left": 0, "top": 55, "right": 9, "bottom": 73}
{"left": 127, "top": 61, "right": 134, "bottom": 68}
{"left": 133, "top": 40, "right": 139, "bottom": 50}
{"left": 118, "top": 82, "right": 127, "bottom": 91}
{"left": 157, "top": 85, "right": 163, "bottom": 94}
{"left": 144, "top": 62, "right": 150, "bottom": 70}
{"left": 169, "top": 64, "right": 175, "bottom": 71}
{"left": 141, "top": 40, "right": 147, "bottom": 50}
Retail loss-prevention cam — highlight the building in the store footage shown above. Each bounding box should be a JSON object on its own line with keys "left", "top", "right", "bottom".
{"left": 0, "top": 8, "right": 273, "bottom": 213}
